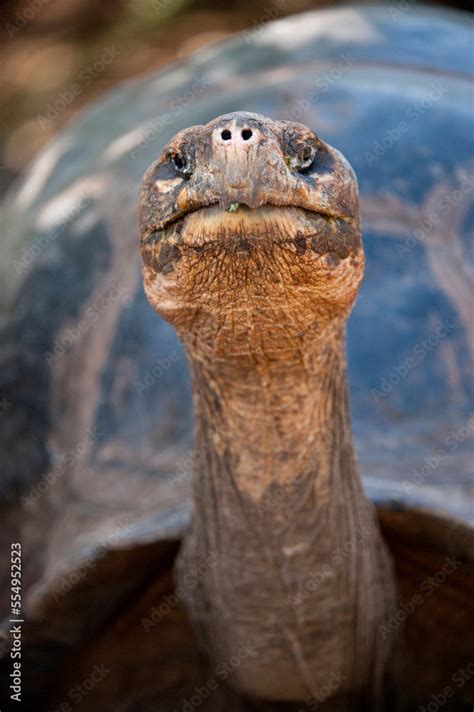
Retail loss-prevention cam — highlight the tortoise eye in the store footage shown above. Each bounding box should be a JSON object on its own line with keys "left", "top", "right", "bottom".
{"left": 300, "top": 144, "right": 317, "bottom": 167}
{"left": 169, "top": 151, "right": 192, "bottom": 177}
{"left": 288, "top": 142, "right": 318, "bottom": 172}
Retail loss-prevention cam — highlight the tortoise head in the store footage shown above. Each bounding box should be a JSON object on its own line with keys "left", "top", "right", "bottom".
{"left": 139, "top": 112, "right": 364, "bottom": 356}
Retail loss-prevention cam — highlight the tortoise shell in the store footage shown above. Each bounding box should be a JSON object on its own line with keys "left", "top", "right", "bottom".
{"left": 0, "top": 6, "right": 472, "bottom": 711}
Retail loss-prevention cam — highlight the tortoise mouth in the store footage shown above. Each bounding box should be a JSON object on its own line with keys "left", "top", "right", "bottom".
{"left": 142, "top": 202, "right": 346, "bottom": 248}
{"left": 176, "top": 203, "right": 333, "bottom": 249}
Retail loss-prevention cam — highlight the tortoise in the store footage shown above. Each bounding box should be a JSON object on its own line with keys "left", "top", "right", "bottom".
{"left": 0, "top": 5, "right": 472, "bottom": 711}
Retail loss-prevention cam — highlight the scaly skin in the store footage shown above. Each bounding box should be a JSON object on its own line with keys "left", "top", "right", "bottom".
{"left": 139, "top": 112, "right": 396, "bottom": 706}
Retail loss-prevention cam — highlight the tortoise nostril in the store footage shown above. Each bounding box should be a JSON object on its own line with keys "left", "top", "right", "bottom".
{"left": 241, "top": 128, "right": 252, "bottom": 141}
{"left": 221, "top": 129, "right": 232, "bottom": 141}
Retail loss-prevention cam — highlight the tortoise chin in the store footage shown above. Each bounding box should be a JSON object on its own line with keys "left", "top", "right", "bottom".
{"left": 141, "top": 202, "right": 364, "bottom": 354}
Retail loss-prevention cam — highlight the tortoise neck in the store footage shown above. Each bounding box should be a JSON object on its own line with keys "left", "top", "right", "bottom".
{"left": 178, "top": 322, "right": 395, "bottom": 703}
{"left": 188, "top": 320, "right": 354, "bottom": 502}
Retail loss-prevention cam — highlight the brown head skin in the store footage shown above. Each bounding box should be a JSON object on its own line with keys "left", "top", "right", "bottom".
{"left": 139, "top": 112, "right": 395, "bottom": 705}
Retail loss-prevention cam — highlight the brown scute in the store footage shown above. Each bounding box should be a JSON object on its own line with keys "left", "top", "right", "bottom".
{"left": 309, "top": 216, "right": 360, "bottom": 259}
{"left": 234, "top": 236, "right": 253, "bottom": 254}
{"left": 155, "top": 242, "right": 182, "bottom": 274}
{"left": 295, "top": 232, "right": 307, "bottom": 255}
{"left": 324, "top": 251, "right": 340, "bottom": 268}
{"left": 141, "top": 242, "right": 156, "bottom": 268}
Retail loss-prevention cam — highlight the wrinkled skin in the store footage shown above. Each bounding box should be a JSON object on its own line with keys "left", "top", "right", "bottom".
{"left": 139, "top": 113, "right": 395, "bottom": 706}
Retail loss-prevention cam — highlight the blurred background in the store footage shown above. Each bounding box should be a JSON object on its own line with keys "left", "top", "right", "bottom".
{"left": 0, "top": 0, "right": 472, "bottom": 198}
